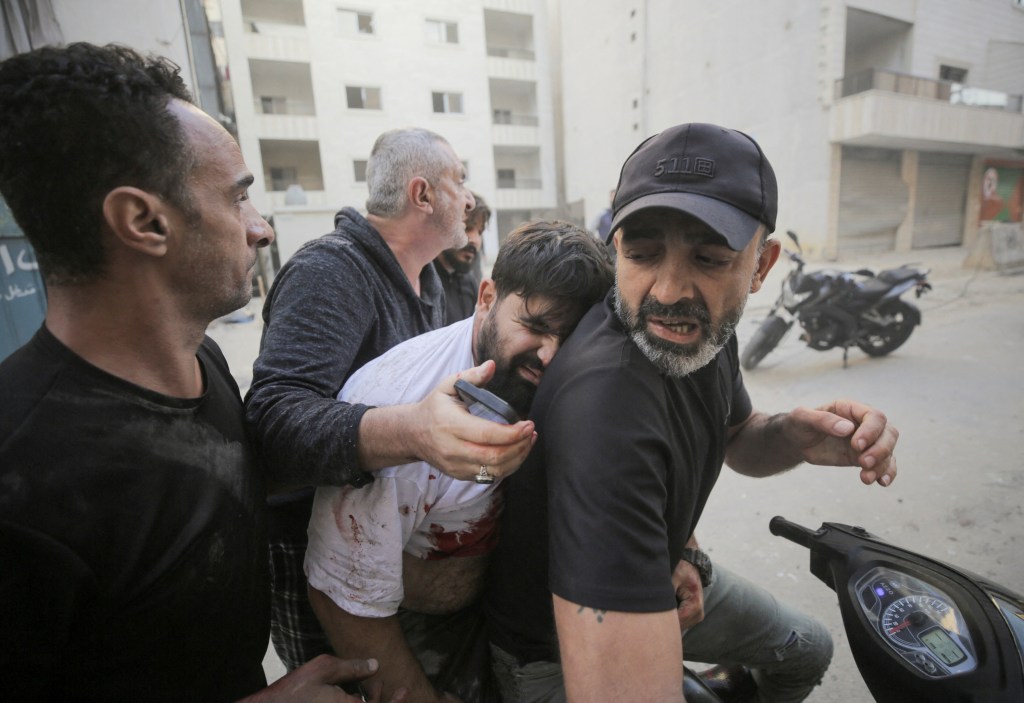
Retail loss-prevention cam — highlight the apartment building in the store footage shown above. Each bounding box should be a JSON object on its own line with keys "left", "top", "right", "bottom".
{"left": 556, "top": 0, "right": 1024, "bottom": 259}
{"left": 210, "top": 0, "right": 559, "bottom": 265}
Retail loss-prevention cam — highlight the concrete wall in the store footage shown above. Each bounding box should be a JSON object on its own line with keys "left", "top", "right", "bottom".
{"left": 51, "top": 0, "right": 194, "bottom": 93}
{"left": 559, "top": 0, "right": 833, "bottom": 253}
{"left": 558, "top": 0, "right": 1024, "bottom": 257}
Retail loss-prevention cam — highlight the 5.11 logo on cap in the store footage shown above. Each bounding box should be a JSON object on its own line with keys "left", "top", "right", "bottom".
{"left": 653, "top": 157, "right": 715, "bottom": 178}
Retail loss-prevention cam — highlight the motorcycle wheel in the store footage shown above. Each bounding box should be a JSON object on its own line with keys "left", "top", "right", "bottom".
{"left": 856, "top": 300, "right": 917, "bottom": 357}
{"left": 741, "top": 315, "right": 790, "bottom": 370}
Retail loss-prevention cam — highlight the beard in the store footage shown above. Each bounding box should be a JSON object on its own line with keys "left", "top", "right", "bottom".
{"left": 613, "top": 284, "right": 745, "bottom": 378}
{"left": 474, "top": 315, "right": 543, "bottom": 418}
{"left": 441, "top": 245, "right": 477, "bottom": 274}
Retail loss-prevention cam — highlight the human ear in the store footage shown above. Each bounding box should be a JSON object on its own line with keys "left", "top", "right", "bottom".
{"left": 102, "top": 187, "right": 169, "bottom": 257}
{"left": 408, "top": 176, "right": 432, "bottom": 214}
{"left": 475, "top": 279, "right": 497, "bottom": 314}
{"left": 750, "top": 236, "right": 781, "bottom": 293}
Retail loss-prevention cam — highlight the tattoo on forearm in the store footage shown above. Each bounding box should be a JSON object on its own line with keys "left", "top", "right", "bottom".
{"left": 576, "top": 605, "right": 607, "bottom": 623}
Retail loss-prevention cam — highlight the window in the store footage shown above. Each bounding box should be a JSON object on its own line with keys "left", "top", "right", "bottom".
{"left": 260, "top": 96, "right": 287, "bottom": 114}
{"left": 493, "top": 108, "right": 512, "bottom": 124}
{"left": 497, "top": 168, "right": 516, "bottom": 188}
{"left": 338, "top": 9, "right": 373, "bottom": 34}
{"left": 353, "top": 160, "right": 368, "bottom": 183}
{"left": 425, "top": 19, "right": 458, "bottom": 44}
{"left": 346, "top": 86, "right": 381, "bottom": 109}
{"left": 432, "top": 91, "right": 463, "bottom": 114}
{"left": 939, "top": 65, "right": 968, "bottom": 83}
{"left": 270, "top": 166, "right": 298, "bottom": 191}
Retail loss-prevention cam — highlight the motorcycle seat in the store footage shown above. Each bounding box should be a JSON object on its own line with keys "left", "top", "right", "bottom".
{"left": 856, "top": 266, "right": 919, "bottom": 297}
{"left": 875, "top": 266, "right": 921, "bottom": 285}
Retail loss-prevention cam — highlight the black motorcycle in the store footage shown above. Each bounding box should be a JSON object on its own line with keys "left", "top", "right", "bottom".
{"left": 741, "top": 231, "right": 932, "bottom": 370}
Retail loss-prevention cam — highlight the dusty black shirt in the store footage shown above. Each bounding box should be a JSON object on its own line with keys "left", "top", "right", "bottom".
{"left": 485, "top": 293, "right": 752, "bottom": 663}
{"left": 0, "top": 327, "right": 268, "bottom": 701}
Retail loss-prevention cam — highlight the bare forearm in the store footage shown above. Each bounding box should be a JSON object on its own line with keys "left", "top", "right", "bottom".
{"left": 553, "top": 595, "right": 684, "bottom": 703}
{"left": 724, "top": 411, "right": 804, "bottom": 477}
{"left": 309, "top": 587, "right": 439, "bottom": 702}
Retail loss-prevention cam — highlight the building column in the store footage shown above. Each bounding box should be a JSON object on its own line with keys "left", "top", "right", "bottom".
{"left": 962, "top": 156, "right": 985, "bottom": 250}
{"left": 824, "top": 143, "right": 842, "bottom": 260}
{"left": 895, "top": 149, "right": 918, "bottom": 253}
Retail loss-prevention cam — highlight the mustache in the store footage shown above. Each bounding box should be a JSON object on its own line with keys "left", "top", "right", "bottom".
{"left": 508, "top": 351, "right": 543, "bottom": 374}
{"left": 638, "top": 297, "right": 711, "bottom": 326}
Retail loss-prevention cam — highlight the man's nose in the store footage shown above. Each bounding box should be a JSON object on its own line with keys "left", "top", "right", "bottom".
{"left": 537, "top": 336, "right": 560, "bottom": 367}
{"left": 650, "top": 262, "right": 696, "bottom": 304}
{"left": 464, "top": 190, "right": 476, "bottom": 213}
{"left": 248, "top": 209, "right": 275, "bottom": 249}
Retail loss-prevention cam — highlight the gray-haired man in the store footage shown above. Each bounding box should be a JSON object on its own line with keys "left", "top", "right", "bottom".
{"left": 246, "top": 128, "right": 536, "bottom": 671}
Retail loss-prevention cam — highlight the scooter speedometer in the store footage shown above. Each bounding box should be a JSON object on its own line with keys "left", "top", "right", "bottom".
{"left": 856, "top": 566, "right": 978, "bottom": 678}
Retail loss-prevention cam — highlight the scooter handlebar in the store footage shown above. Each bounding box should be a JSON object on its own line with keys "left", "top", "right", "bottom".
{"left": 769, "top": 516, "right": 817, "bottom": 548}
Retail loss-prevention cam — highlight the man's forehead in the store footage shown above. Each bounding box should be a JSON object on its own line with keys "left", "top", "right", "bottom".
{"left": 508, "top": 293, "right": 580, "bottom": 328}
{"left": 170, "top": 99, "right": 248, "bottom": 179}
{"left": 621, "top": 209, "right": 731, "bottom": 246}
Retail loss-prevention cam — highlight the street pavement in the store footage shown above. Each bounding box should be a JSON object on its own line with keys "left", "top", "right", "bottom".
{"left": 207, "top": 242, "right": 1024, "bottom": 699}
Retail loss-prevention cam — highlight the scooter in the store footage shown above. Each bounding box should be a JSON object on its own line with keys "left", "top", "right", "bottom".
{"left": 682, "top": 517, "right": 1024, "bottom": 702}
{"left": 741, "top": 231, "right": 932, "bottom": 370}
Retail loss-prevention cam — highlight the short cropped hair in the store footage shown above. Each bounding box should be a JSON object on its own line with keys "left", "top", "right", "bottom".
{"left": 0, "top": 43, "right": 196, "bottom": 284}
{"left": 491, "top": 220, "right": 614, "bottom": 326}
{"left": 365, "top": 128, "right": 455, "bottom": 218}
{"left": 466, "top": 192, "right": 491, "bottom": 233}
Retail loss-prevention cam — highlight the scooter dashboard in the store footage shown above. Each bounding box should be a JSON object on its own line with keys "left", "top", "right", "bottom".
{"left": 854, "top": 566, "right": 978, "bottom": 678}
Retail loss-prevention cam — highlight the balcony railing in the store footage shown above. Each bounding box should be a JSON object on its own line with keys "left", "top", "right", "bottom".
{"left": 496, "top": 177, "right": 542, "bottom": 189}
{"left": 492, "top": 111, "right": 539, "bottom": 126}
{"left": 836, "top": 68, "right": 1023, "bottom": 113}
{"left": 487, "top": 45, "right": 535, "bottom": 61}
{"left": 255, "top": 97, "right": 316, "bottom": 116}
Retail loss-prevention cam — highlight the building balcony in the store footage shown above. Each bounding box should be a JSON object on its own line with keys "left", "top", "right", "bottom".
{"left": 267, "top": 189, "right": 330, "bottom": 210}
{"left": 831, "top": 69, "right": 1024, "bottom": 154}
{"left": 494, "top": 185, "right": 549, "bottom": 211}
{"left": 482, "top": 0, "right": 534, "bottom": 13}
{"left": 254, "top": 113, "right": 319, "bottom": 140}
{"left": 244, "top": 23, "right": 309, "bottom": 61}
{"left": 492, "top": 119, "right": 540, "bottom": 146}
{"left": 486, "top": 54, "right": 537, "bottom": 81}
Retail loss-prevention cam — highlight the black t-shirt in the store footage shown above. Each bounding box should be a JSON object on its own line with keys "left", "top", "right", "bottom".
{"left": 433, "top": 259, "right": 479, "bottom": 325}
{"left": 0, "top": 327, "right": 269, "bottom": 701}
{"left": 485, "top": 293, "right": 751, "bottom": 663}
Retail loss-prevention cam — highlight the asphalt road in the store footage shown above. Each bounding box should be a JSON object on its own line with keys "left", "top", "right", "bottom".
{"left": 208, "top": 243, "right": 1024, "bottom": 699}
{"left": 704, "top": 246, "right": 1024, "bottom": 702}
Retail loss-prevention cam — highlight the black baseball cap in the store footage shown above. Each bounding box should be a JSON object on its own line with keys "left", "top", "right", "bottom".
{"left": 607, "top": 123, "right": 778, "bottom": 250}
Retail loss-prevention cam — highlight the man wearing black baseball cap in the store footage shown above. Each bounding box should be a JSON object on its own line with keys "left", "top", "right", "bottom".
{"left": 485, "top": 123, "right": 900, "bottom": 702}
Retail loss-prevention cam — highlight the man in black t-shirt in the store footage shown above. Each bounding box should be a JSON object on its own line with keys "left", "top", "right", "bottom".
{"left": 434, "top": 192, "right": 491, "bottom": 324}
{"left": 485, "top": 123, "right": 901, "bottom": 703}
{"left": 0, "top": 43, "right": 400, "bottom": 702}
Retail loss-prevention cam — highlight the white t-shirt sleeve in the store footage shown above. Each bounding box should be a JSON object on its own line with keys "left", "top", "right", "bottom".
{"left": 305, "top": 475, "right": 425, "bottom": 618}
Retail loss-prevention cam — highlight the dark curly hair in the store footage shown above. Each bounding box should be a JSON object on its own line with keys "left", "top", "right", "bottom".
{"left": 0, "top": 42, "right": 196, "bottom": 284}
{"left": 466, "top": 191, "right": 491, "bottom": 233}
{"left": 491, "top": 220, "right": 614, "bottom": 328}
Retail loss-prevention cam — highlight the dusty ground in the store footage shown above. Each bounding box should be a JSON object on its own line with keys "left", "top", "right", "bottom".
{"left": 207, "top": 244, "right": 1024, "bottom": 699}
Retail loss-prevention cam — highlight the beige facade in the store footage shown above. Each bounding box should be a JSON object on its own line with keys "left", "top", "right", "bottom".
{"left": 555, "top": 0, "right": 1024, "bottom": 259}
{"left": 211, "top": 0, "right": 559, "bottom": 265}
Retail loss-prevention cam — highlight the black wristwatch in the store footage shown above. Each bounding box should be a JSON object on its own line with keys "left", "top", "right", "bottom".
{"left": 680, "top": 548, "right": 713, "bottom": 588}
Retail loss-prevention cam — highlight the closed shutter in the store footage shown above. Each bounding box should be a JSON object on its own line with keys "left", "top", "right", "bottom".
{"left": 913, "top": 153, "right": 970, "bottom": 248}
{"left": 838, "top": 147, "right": 906, "bottom": 254}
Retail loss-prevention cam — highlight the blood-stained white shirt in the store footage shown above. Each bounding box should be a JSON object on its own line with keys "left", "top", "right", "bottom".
{"left": 304, "top": 316, "right": 503, "bottom": 618}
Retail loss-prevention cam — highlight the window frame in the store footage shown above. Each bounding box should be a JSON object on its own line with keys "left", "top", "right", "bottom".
{"left": 431, "top": 90, "right": 463, "bottom": 114}
{"left": 346, "top": 85, "right": 382, "bottom": 110}
{"left": 425, "top": 18, "right": 459, "bottom": 44}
